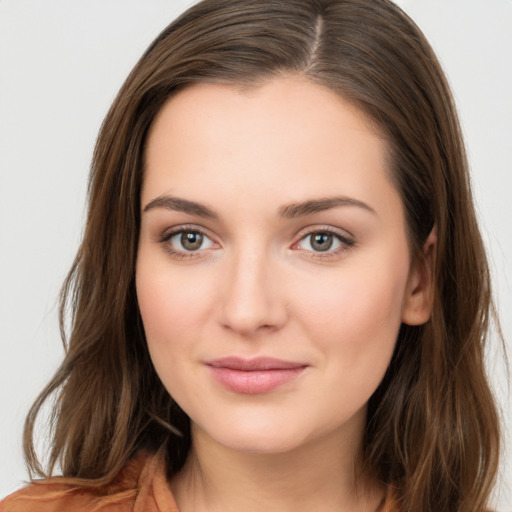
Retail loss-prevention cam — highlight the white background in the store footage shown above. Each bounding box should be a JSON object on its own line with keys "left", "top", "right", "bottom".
{"left": 0, "top": 1, "right": 510, "bottom": 510}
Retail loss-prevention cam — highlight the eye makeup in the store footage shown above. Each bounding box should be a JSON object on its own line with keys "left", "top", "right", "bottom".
{"left": 157, "top": 223, "right": 356, "bottom": 261}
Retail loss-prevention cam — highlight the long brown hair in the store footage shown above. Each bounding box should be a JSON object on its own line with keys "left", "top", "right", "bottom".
{"left": 24, "top": 1, "right": 501, "bottom": 510}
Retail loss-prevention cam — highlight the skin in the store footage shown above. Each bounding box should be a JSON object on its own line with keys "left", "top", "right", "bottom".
{"left": 136, "top": 76, "right": 435, "bottom": 512}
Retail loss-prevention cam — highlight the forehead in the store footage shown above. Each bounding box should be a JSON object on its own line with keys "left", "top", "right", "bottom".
{"left": 147, "top": 76, "right": 383, "bottom": 154}
{"left": 142, "top": 76, "right": 400, "bottom": 223}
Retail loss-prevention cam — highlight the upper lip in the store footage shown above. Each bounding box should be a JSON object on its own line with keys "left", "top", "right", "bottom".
{"left": 205, "top": 357, "right": 308, "bottom": 371}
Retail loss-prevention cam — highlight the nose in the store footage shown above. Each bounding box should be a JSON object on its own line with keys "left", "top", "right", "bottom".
{"left": 218, "top": 247, "right": 288, "bottom": 336}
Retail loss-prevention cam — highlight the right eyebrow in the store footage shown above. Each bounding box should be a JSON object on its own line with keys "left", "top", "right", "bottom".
{"left": 143, "top": 195, "right": 218, "bottom": 219}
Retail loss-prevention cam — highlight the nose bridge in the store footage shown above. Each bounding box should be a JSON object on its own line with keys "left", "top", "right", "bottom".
{"left": 219, "top": 241, "right": 286, "bottom": 335}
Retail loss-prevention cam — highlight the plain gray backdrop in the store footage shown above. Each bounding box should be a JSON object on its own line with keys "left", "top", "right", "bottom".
{"left": 1, "top": 1, "right": 510, "bottom": 509}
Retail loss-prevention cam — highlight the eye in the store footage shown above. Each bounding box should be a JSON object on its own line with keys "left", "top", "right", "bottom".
{"left": 162, "top": 228, "right": 216, "bottom": 254}
{"left": 295, "top": 229, "right": 354, "bottom": 255}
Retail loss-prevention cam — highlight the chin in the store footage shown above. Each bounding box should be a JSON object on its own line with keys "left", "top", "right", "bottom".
{"left": 192, "top": 410, "right": 339, "bottom": 457}
{"left": 215, "top": 429, "right": 309, "bottom": 455}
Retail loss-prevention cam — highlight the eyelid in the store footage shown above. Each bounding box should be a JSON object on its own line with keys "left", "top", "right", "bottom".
{"left": 294, "top": 224, "right": 355, "bottom": 240}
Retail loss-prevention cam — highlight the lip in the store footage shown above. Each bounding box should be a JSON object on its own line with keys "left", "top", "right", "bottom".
{"left": 205, "top": 357, "right": 308, "bottom": 394}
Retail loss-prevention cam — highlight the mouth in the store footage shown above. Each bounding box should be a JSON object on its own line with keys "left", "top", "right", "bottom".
{"left": 205, "top": 357, "right": 308, "bottom": 394}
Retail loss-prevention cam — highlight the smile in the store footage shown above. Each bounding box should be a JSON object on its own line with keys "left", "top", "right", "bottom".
{"left": 205, "top": 357, "right": 308, "bottom": 394}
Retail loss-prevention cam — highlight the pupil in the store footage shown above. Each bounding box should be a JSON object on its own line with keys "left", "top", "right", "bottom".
{"left": 312, "top": 233, "right": 333, "bottom": 251}
{"left": 181, "top": 231, "right": 203, "bottom": 250}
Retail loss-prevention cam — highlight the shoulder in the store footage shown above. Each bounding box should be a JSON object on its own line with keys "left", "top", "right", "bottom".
{"left": 0, "top": 450, "right": 177, "bottom": 512}
{"left": 0, "top": 479, "right": 131, "bottom": 512}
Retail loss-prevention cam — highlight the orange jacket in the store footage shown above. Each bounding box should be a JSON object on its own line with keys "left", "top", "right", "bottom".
{"left": 1, "top": 451, "right": 398, "bottom": 511}
{"left": 0, "top": 451, "right": 178, "bottom": 512}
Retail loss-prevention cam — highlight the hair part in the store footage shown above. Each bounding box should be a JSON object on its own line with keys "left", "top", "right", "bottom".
{"left": 24, "top": 1, "right": 500, "bottom": 511}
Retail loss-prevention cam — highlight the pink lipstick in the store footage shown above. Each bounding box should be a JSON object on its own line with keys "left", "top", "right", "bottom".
{"left": 205, "top": 357, "right": 307, "bottom": 394}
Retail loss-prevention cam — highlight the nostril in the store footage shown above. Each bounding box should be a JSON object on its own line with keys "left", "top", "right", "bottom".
{"left": 218, "top": 293, "right": 287, "bottom": 336}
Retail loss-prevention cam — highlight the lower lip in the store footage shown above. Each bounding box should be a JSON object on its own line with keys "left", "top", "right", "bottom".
{"left": 207, "top": 366, "right": 306, "bottom": 394}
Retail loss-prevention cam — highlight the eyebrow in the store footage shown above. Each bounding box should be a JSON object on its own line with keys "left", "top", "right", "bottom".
{"left": 143, "top": 195, "right": 377, "bottom": 218}
{"left": 278, "top": 196, "right": 377, "bottom": 218}
{"left": 143, "top": 195, "right": 218, "bottom": 218}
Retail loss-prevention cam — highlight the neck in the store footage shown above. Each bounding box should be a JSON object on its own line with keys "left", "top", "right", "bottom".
{"left": 170, "top": 415, "right": 385, "bottom": 512}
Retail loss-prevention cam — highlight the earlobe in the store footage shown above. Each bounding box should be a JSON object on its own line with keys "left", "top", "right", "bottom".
{"left": 401, "top": 226, "right": 437, "bottom": 326}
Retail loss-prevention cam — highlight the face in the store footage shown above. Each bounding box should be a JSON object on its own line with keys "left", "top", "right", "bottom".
{"left": 136, "top": 76, "right": 431, "bottom": 455}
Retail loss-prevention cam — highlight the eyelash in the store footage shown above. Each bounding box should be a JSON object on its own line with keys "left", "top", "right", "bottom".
{"left": 158, "top": 225, "right": 355, "bottom": 260}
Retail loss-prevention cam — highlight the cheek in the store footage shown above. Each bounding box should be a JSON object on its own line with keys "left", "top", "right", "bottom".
{"left": 135, "top": 251, "right": 215, "bottom": 380}
{"left": 292, "top": 266, "right": 407, "bottom": 427}
{"left": 137, "top": 272, "right": 207, "bottom": 339}
{"left": 294, "top": 257, "right": 408, "bottom": 371}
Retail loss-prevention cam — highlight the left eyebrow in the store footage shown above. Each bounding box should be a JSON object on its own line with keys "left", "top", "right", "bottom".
{"left": 279, "top": 196, "right": 377, "bottom": 218}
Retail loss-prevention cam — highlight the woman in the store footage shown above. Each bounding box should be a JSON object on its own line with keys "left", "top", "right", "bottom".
{"left": 0, "top": 0, "right": 502, "bottom": 511}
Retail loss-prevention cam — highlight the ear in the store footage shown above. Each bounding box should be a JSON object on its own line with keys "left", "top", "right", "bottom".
{"left": 401, "top": 226, "right": 437, "bottom": 326}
